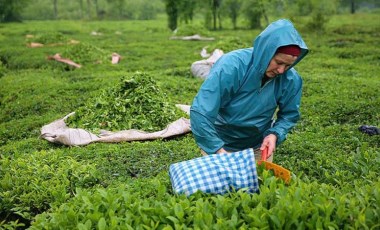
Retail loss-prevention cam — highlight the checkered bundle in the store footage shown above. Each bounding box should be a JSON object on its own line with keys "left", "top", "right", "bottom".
{"left": 169, "top": 148, "right": 259, "bottom": 196}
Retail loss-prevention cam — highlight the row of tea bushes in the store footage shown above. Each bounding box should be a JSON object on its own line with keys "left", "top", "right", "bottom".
{"left": 30, "top": 172, "right": 379, "bottom": 229}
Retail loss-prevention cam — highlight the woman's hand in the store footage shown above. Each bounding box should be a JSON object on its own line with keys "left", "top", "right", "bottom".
{"left": 260, "top": 134, "right": 277, "bottom": 157}
{"left": 216, "top": 148, "right": 228, "bottom": 154}
{"left": 200, "top": 147, "right": 228, "bottom": 155}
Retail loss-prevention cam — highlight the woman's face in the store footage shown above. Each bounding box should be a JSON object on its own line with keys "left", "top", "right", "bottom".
{"left": 265, "top": 53, "right": 298, "bottom": 78}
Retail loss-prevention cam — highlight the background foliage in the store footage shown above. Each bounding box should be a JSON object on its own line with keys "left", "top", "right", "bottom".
{"left": 0, "top": 3, "right": 379, "bottom": 230}
{"left": 1, "top": 0, "right": 380, "bottom": 29}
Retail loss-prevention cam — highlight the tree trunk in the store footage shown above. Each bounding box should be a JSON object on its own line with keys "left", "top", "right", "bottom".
{"left": 165, "top": 0, "right": 178, "bottom": 31}
{"left": 79, "top": 0, "right": 83, "bottom": 19}
{"left": 350, "top": 0, "right": 355, "bottom": 14}
{"left": 212, "top": 8, "right": 217, "bottom": 30}
{"left": 87, "top": 0, "right": 91, "bottom": 19}
{"left": 218, "top": 10, "right": 222, "bottom": 29}
{"left": 93, "top": 0, "right": 99, "bottom": 18}
{"left": 232, "top": 15, "right": 237, "bottom": 30}
{"left": 250, "top": 14, "right": 261, "bottom": 29}
{"left": 211, "top": 0, "right": 220, "bottom": 30}
{"left": 53, "top": 0, "right": 58, "bottom": 19}
{"left": 260, "top": 0, "right": 269, "bottom": 27}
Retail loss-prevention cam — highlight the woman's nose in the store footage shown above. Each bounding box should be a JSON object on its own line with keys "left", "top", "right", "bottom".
{"left": 277, "top": 65, "right": 286, "bottom": 74}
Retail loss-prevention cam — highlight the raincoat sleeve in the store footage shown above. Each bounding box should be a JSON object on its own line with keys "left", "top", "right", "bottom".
{"left": 264, "top": 72, "right": 303, "bottom": 145}
{"left": 190, "top": 54, "right": 243, "bottom": 155}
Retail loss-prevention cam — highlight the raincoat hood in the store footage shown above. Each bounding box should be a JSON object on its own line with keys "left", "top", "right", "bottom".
{"left": 252, "top": 19, "right": 308, "bottom": 76}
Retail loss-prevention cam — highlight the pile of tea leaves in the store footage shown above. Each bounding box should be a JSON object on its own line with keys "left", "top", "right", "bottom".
{"left": 26, "top": 32, "right": 70, "bottom": 44}
{"left": 174, "top": 23, "right": 211, "bottom": 37}
{"left": 67, "top": 72, "right": 184, "bottom": 133}
{"left": 61, "top": 42, "right": 109, "bottom": 65}
{"left": 208, "top": 36, "right": 250, "bottom": 52}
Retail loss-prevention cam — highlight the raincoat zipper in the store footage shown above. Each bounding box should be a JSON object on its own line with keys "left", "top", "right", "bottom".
{"left": 259, "top": 78, "right": 273, "bottom": 93}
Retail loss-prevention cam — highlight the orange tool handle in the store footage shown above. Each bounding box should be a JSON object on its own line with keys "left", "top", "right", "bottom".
{"left": 261, "top": 147, "right": 268, "bottom": 161}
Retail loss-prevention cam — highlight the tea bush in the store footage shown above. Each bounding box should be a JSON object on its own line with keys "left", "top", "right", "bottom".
{"left": 0, "top": 149, "right": 103, "bottom": 227}
{"left": 0, "top": 60, "right": 6, "bottom": 77}
{"left": 0, "top": 13, "right": 379, "bottom": 229}
{"left": 30, "top": 174, "right": 380, "bottom": 229}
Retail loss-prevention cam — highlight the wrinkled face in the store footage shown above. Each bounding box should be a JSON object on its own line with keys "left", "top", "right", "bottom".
{"left": 265, "top": 53, "right": 298, "bottom": 78}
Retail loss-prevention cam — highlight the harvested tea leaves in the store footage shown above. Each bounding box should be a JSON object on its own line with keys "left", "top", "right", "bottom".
{"left": 26, "top": 32, "right": 70, "bottom": 45}
{"left": 61, "top": 42, "right": 109, "bottom": 65}
{"left": 208, "top": 36, "right": 249, "bottom": 53}
{"left": 67, "top": 72, "right": 184, "bottom": 133}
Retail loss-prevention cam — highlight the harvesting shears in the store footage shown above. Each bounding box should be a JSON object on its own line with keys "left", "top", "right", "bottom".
{"left": 258, "top": 147, "right": 291, "bottom": 184}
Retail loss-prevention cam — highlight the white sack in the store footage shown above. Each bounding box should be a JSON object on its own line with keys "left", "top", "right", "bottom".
{"left": 40, "top": 105, "right": 191, "bottom": 146}
{"left": 191, "top": 49, "right": 224, "bottom": 79}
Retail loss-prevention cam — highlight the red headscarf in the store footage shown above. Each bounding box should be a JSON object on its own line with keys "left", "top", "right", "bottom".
{"left": 276, "top": 45, "right": 301, "bottom": 56}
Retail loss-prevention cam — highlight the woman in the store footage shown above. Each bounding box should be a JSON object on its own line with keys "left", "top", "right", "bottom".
{"left": 190, "top": 19, "right": 309, "bottom": 161}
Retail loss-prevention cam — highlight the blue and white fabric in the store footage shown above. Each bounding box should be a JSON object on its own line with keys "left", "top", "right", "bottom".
{"left": 169, "top": 148, "right": 259, "bottom": 196}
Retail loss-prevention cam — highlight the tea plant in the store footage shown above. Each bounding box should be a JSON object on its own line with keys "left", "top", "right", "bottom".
{"left": 30, "top": 173, "right": 380, "bottom": 229}
{"left": 0, "top": 12, "right": 379, "bottom": 229}
{"left": 0, "top": 149, "right": 103, "bottom": 227}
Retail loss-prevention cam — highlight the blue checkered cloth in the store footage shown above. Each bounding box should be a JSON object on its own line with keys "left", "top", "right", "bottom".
{"left": 169, "top": 148, "right": 259, "bottom": 196}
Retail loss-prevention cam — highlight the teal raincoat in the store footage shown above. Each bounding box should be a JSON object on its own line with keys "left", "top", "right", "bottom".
{"left": 190, "top": 19, "right": 309, "bottom": 155}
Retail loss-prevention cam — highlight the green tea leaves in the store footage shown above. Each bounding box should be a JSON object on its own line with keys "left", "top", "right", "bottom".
{"left": 67, "top": 72, "right": 183, "bottom": 133}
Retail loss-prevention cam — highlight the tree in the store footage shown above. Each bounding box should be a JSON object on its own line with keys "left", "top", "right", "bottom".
{"left": 106, "top": 0, "right": 126, "bottom": 19}
{"left": 86, "top": 0, "right": 91, "bottom": 19}
{"left": 163, "top": 0, "right": 178, "bottom": 31}
{"left": 138, "top": 0, "right": 162, "bottom": 20}
{"left": 339, "top": 0, "right": 380, "bottom": 14}
{"left": 222, "top": 0, "right": 242, "bottom": 29}
{"left": 93, "top": 0, "right": 100, "bottom": 18}
{"left": 0, "top": 0, "right": 31, "bottom": 22}
{"left": 238, "top": 0, "right": 277, "bottom": 29}
{"left": 305, "top": 0, "right": 339, "bottom": 32}
{"left": 53, "top": 0, "right": 58, "bottom": 19}
{"left": 210, "top": 0, "right": 222, "bottom": 30}
{"left": 178, "top": 0, "right": 197, "bottom": 24}
{"left": 350, "top": 0, "right": 355, "bottom": 13}
{"left": 258, "top": 0, "right": 269, "bottom": 26}
{"left": 79, "top": 0, "right": 84, "bottom": 19}
{"left": 242, "top": 0, "right": 262, "bottom": 29}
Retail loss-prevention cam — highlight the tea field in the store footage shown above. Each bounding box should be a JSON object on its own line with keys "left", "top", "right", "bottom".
{"left": 0, "top": 13, "right": 379, "bottom": 229}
